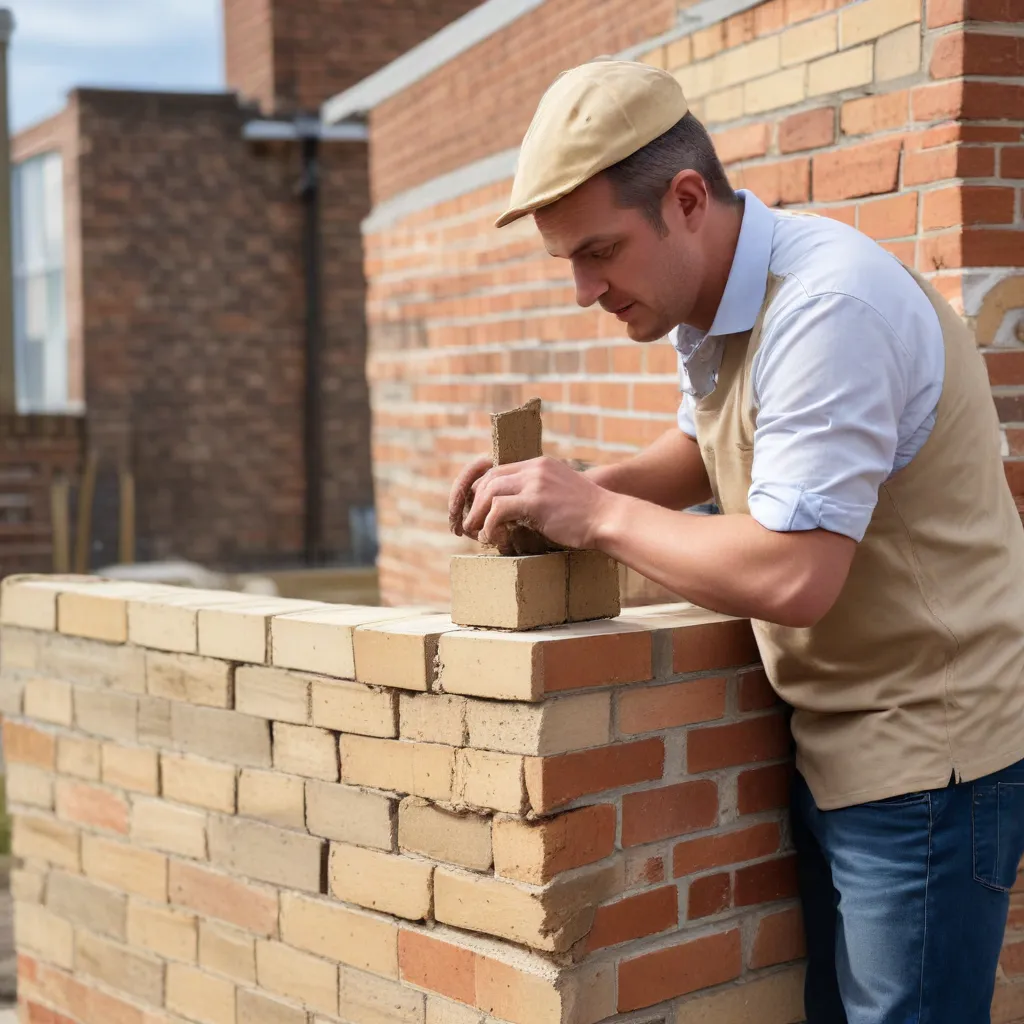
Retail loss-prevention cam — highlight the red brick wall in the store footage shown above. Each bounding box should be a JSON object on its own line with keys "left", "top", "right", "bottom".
{"left": 73, "top": 89, "right": 373, "bottom": 569}
{"left": 224, "top": 0, "right": 485, "bottom": 115}
{"left": 364, "top": 0, "right": 1024, "bottom": 609}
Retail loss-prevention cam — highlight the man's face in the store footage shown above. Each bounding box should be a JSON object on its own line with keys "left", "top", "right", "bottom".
{"left": 534, "top": 172, "right": 706, "bottom": 343}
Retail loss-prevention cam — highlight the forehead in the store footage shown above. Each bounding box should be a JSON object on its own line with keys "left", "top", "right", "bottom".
{"left": 533, "top": 175, "right": 633, "bottom": 254}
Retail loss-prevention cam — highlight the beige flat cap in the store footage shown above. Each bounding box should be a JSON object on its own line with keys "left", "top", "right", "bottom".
{"left": 496, "top": 59, "right": 689, "bottom": 229}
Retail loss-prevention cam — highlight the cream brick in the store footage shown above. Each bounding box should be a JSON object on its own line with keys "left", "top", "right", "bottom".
{"left": 208, "top": 815, "right": 324, "bottom": 893}
{"left": 101, "top": 743, "right": 159, "bottom": 794}
{"left": 280, "top": 891, "right": 399, "bottom": 978}
{"left": 674, "top": 59, "right": 716, "bottom": 100}
{"left": 454, "top": 749, "right": 525, "bottom": 814}
{"left": 0, "top": 577, "right": 63, "bottom": 629}
{"left": 781, "top": 14, "right": 838, "bottom": 66}
{"left": 138, "top": 696, "right": 174, "bottom": 747}
{"left": 169, "top": 860, "right": 278, "bottom": 938}
{"left": 128, "top": 589, "right": 261, "bottom": 653}
{"left": 256, "top": 939, "right": 339, "bottom": 1015}
{"left": 74, "top": 688, "right": 138, "bottom": 741}
{"left": 875, "top": 23, "right": 921, "bottom": 81}
{"left": 0, "top": 625, "right": 41, "bottom": 672}
{"left": 57, "top": 583, "right": 151, "bottom": 643}
{"left": 273, "top": 722, "right": 338, "bottom": 781}
{"left": 340, "top": 735, "right": 454, "bottom": 802}
{"left": 353, "top": 613, "right": 458, "bottom": 691}
{"left": 37, "top": 633, "right": 146, "bottom": 692}
{"left": 24, "top": 676, "right": 73, "bottom": 725}
{"left": 398, "top": 797, "right": 492, "bottom": 871}
{"left": 161, "top": 753, "right": 237, "bottom": 813}
{"left": 14, "top": 901, "right": 74, "bottom": 969}
{"left": 171, "top": 703, "right": 271, "bottom": 767}
{"left": 131, "top": 798, "right": 208, "bottom": 859}
{"left": 433, "top": 863, "right": 620, "bottom": 954}
{"left": 128, "top": 899, "right": 198, "bottom": 961}
{"left": 6, "top": 765, "right": 54, "bottom": 809}
{"left": 566, "top": 550, "right": 619, "bottom": 623}
{"left": 76, "top": 930, "right": 165, "bottom": 1005}
{"left": 338, "top": 965, "right": 425, "bottom": 1024}
{"left": 466, "top": 692, "right": 610, "bottom": 756}
{"left": 808, "top": 44, "right": 873, "bottom": 95}
{"left": 12, "top": 813, "right": 80, "bottom": 871}
{"left": 712, "top": 35, "right": 780, "bottom": 89}
{"left": 166, "top": 963, "right": 235, "bottom": 1024}
{"left": 235, "top": 665, "right": 311, "bottom": 724}
{"left": 664, "top": 37, "right": 691, "bottom": 71}
{"left": 840, "top": 0, "right": 919, "bottom": 47}
{"left": 11, "top": 868, "right": 46, "bottom": 904}
{"left": 329, "top": 844, "right": 433, "bottom": 921}
{"left": 146, "top": 650, "right": 232, "bottom": 707}
{"left": 399, "top": 693, "right": 466, "bottom": 746}
{"left": 272, "top": 605, "right": 418, "bottom": 678}
{"left": 425, "top": 997, "right": 487, "bottom": 1024}
{"left": 3, "top": 719, "right": 54, "bottom": 769}
{"left": 57, "top": 736, "right": 100, "bottom": 780}
{"left": 47, "top": 870, "right": 127, "bottom": 939}
{"left": 237, "top": 987, "right": 309, "bottom": 1024}
{"left": 0, "top": 673, "right": 24, "bottom": 717}
{"left": 198, "top": 598, "right": 321, "bottom": 664}
{"left": 744, "top": 66, "right": 807, "bottom": 115}
{"left": 305, "top": 781, "right": 395, "bottom": 849}
{"left": 311, "top": 678, "right": 396, "bottom": 738}
{"left": 82, "top": 834, "right": 168, "bottom": 901}
{"left": 450, "top": 554, "right": 567, "bottom": 631}
{"left": 675, "top": 964, "right": 805, "bottom": 1023}
{"left": 199, "top": 920, "right": 256, "bottom": 984}
{"left": 239, "top": 768, "right": 305, "bottom": 829}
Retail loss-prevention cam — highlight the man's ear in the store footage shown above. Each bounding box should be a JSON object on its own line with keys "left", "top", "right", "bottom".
{"left": 665, "top": 169, "right": 709, "bottom": 228}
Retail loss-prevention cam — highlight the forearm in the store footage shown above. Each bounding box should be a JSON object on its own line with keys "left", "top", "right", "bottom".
{"left": 585, "top": 428, "right": 713, "bottom": 510}
{"left": 593, "top": 492, "right": 854, "bottom": 627}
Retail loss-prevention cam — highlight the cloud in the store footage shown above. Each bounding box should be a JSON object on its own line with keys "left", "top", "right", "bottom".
{"left": 9, "top": 0, "right": 224, "bottom": 132}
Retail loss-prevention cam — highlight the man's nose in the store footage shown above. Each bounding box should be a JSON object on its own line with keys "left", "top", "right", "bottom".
{"left": 571, "top": 263, "right": 609, "bottom": 309}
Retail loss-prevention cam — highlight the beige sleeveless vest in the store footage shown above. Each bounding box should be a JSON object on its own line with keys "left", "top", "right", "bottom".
{"left": 695, "top": 265, "right": 1024, "bottom": 810}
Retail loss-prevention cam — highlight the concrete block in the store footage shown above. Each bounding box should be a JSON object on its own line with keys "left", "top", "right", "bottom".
{"left": 450, "top": 554, "right": 567, "bottom": 630}
{"left": 305, "top": 781, "right": 395, "bottom": 850}
{"left": 353, "top": 613, "right": 459, "bottom": 691}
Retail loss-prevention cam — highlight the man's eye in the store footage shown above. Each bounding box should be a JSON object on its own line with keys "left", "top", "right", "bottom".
{"left": 591, "top": 246, "right": 615, "bottom": 260}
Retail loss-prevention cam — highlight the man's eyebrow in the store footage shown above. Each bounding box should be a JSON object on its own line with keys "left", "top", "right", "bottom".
{"left": 557, "top": 235, "right": 616, "bottom": 259}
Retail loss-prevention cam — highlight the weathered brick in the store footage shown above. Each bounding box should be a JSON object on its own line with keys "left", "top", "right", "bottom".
{"left": 47, "top": 871, "right": 127, "bottom": 940}
{"left": 197, "top": 598, "right": 321, "bottom": 664}
{"left": 236, "top": 988, "right": 308, "bottom": 1024}
{"left": 341, "top": 735, "right": 455, "bottom": 802}
{"left": 57, "top": 736, "right": 101, "bottom": 779}
{"left": 617, "top": 677, "right": 726, "bottom": 736}
{"left": 5, "top": 765, "right": 54, "bottom": 809}
{"left": 4, "top": 720, "right": 56, "bottom": 769}
{"left": 166, "top": 963, "right": 235, "bottom": 1024}
{"left": 208, "top": 814, "right": 324, "bottom": 892}
{"left": 673, "top": 965, "right": 805, "bottom": 1024}
{"left": 674, "top": 822, "right": 781, "bottom": 876}
{"left": 74, "top": 688, "right": 138, "bottom": 742}
{"left": 256, "top": 939, "right": 339, "bottom": 1014}
{"left": 688, "top": 715, "right": 791, "bottom": 772}
{"left": 137, "top": 695, "right": 174, "bottom": 747}
{"left": 36, "top": 633, "right": 146, "bottom": 692}
{"left": 235, "top": 664, "right": 311, "bottom": 724}
{"left": 750, "top": 906, "right": 806, "bottom": 968}
{"left": 330, "top": 843, "right": 434, "bottom": 920}
{"left": 339, "top": 964, "right": 426, "bottom": 1023}
{"left": 273, "top": 722, "right": 338, "bottom": 781}
{"left": 169, "top": 860, "right": 278, "bottom": 936}
{"left": 75, "top": 930, "right": 165, "bottom": 1005}
{"left": 24, "top": 677, "right": 73, "bottom": 726}
{"left": 127, "top": 900, "right": 198, "bottom": 962}
{"left": 399, "top": 797, "right": 492, "bottom": 871}
{"left": 311, "top": 677, "right": 397, "bottom": 737}
{"left": 82, "top": 834, "right": 168, "bottom": 902}
{"left": 454, "top": 748, "right": 526, "bottom": 814}
{"left": 399, "top": 693, "right": 467, "bottom": 746}
{"left": 239, "top": 768, "right": 305, "bottom": 829}
{"left": 199, "top": 919, "right": 256, "bottom": 983}
{"left": 354, "top": 613, "right": 458, "bottom": 691}
{"left": 622, "top": 780, "right": 719, "bottom": 846}
{"left": 465, "top": 691, "right": 610, "bottom": 756}
{"left": 55, "top": 779, "right": 129, "bottom": 834}
{"left": 14, "top": 901, "right": 74, "bottom": 969}
{"left": 131, "top": 798, "right": 208, "bottom": 859}
{"left": 146, "top": 650, "right": 232, "bottom": 708}
{"left": 12, "top": 813, "right": 80, "bottom": 871}
{"left": 812, "top": 137, "right": 902, "bottom": 202}
{"left": 306, "top": 781, "right": 395, "bottom": 849}
{"left": 171, "top": 702, "right": 271, "bottom": 767}
{"left": 280, "top": 890, "right": 399, "bottom": 978}
{"left": 161, "top": 753, "right": 237, "bottom": 813}
{"left": 101, "top": 743, "right": 159, "bottom": 794}
{"left": 399, "top": 931, "right": 477, "bottom": 1008}
{"left": 492, "top": 804, "right": 617, "bottom": 884}
{"left": 585, "top": 885, "right": 679, "bottom": 952}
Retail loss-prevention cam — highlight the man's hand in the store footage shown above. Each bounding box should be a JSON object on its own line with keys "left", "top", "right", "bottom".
{"left": 458, "top": 456, "right": 613, "bottom": 551}
{"left": 448, "top": 454, "right": 492, "bottom": 538}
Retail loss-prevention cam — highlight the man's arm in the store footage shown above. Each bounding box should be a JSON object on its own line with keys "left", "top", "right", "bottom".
{"left": 585, "top": 427, "right": 712, "bottom": 510}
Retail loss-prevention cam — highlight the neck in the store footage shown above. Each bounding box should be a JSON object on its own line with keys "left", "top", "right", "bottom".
{"left": 686, "top": 197, "right": 745, "bottom": 334}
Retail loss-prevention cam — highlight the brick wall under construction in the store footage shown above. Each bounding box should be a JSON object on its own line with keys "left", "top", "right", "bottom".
{"left": 2, "top": 574, "right": 1024, "bottom": 1023}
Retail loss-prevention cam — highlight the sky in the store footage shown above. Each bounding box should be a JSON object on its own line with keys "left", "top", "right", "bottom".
{"left": 8, "top": 0, "right": 224, "bottom": 134}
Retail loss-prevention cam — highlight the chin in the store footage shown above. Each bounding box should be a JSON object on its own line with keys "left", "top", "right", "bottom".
{"left": 626, "top": 320, "right": 667, "bottom": 344}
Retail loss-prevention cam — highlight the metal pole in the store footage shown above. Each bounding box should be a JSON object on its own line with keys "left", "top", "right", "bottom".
{"left": 0, "top": 10, "right": 16, "bottom": 414}
{"left": 300, "top": 133, "right": 324, "bottom": 567}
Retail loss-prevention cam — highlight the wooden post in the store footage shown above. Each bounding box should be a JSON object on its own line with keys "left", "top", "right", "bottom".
{"left": 74, "top": 449, "right": 98, "bottom": 573}
{"left": 50, "top": 473, "right": 70, "bottom": 572}
{"left": 119, "top": 464, "right": 135, "bottom": 565}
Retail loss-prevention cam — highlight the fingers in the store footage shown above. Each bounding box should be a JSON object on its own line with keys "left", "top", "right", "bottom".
{"left": 480, "top": 495, "right": 531, "bottom": 548}
{"left": 462, "top": 471, "right": 527, "bottom": 536}
{"left": 448, "top": 454, "right": 493, "bottom": 536}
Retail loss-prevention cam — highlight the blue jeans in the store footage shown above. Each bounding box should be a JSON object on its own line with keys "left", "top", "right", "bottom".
{"left": 793, "top": 758, "right": 1024, "bottom": 1024}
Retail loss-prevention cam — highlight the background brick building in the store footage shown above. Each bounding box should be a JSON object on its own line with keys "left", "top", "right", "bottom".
{"left": 325, "top": 0, "right": 1024, "bottom": 609}
{"left": 7, "top": 0, "right": 481, "bottom": 574}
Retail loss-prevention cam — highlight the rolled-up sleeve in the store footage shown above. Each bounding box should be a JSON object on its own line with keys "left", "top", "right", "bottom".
{"left": 748, "top": 292, "right": 911, "bottom": 542}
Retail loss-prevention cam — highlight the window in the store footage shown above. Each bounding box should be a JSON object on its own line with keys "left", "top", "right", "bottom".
{"left": 12, "top": 151, "right": 73, "bottom": 413}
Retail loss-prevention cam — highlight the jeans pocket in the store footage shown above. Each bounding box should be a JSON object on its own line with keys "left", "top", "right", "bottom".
{"left": 973, "top": 782, "right": 1024, "bottom": 892}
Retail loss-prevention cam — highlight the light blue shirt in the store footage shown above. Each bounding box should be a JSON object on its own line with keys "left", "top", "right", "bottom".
{"left": 673, "top": 190, "right": 945, "bottom": 543}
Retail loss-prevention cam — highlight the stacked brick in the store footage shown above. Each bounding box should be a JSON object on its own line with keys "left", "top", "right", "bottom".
{"left": 0, "top": 574, "right": 814, "bottom": 1023}
{"left": 361, "top": 0, "right": 1024, "bottom": 605}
